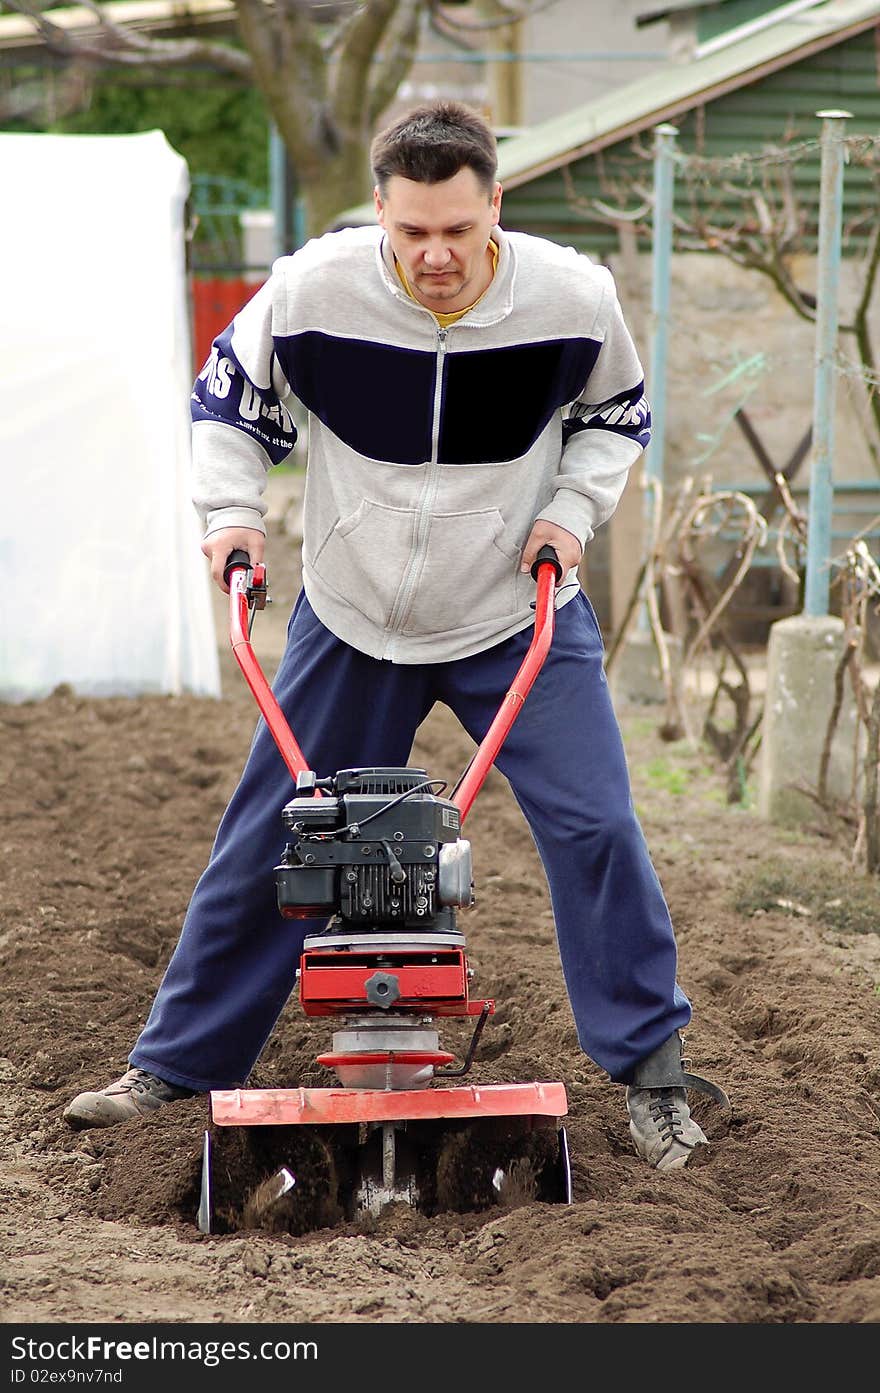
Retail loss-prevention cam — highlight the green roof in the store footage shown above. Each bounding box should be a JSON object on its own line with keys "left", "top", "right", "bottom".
{"left": 333, "top": 0, "right": 880, "bottom": 227}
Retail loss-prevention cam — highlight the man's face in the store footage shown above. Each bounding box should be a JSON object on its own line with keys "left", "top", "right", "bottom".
{"left": 375, "top": 168, "right": 502, "bottom": 314}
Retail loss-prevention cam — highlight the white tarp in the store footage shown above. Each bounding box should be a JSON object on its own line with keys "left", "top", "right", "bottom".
{"left": 0, "top": 129, "right": 220, "bottom": 700}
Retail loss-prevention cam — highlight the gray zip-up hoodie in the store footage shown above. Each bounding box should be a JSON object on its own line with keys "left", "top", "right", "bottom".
{"left": 191, "top": 223, "right": 650, "bottom": 663}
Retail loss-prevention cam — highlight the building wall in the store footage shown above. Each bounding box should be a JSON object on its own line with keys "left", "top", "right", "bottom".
{"left": 382, "top": 1, "right": 672, "bottom": 130}
{"left": 501, "top": 25, "right": 880, "bottom": 258}
{"left": 518, "top": 1, "right": 670, "bottom": 124}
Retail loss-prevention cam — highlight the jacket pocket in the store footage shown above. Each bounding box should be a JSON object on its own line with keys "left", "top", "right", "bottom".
{"left": 399, "top": 508, "right": 521, "bottom": 636}
{"left": 310, "top": 499, "right": 416, "bottom": 628}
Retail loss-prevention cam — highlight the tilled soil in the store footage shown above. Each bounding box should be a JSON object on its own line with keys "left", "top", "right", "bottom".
{"left": 3, "top": 488, "right": 880, "bottom": 1326}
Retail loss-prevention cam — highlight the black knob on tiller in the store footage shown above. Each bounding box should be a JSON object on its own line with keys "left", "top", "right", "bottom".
{"left": 223, "top": 549, "right": 252, "bottom": 587}
{"left": 530, "top": 544, "right": 564, "bottom": 583}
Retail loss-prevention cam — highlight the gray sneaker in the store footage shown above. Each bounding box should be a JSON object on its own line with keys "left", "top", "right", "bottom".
{"left": 626, "top": 1084, "right": 708, "bottom": 1171}
{"left": 63, "top": 1067, "right": 195, "bottom": 1130}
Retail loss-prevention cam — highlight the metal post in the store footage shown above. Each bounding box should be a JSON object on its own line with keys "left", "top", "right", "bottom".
{"left": 804, "top": 110, "right": 851, "bottom": 617}
{"left": 269, "top": 123, "right": 288, "bottom": 262}
{"left": 292, "top": 195, "right": 307, "bottom": 253}
{"left": 639, "top": 123, "right": 677, "bottom": 629}
{"left": 269, "top": 125, "right": 308, "bottom": 256}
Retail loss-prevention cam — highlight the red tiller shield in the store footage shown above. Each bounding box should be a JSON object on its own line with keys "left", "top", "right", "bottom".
{"left": 209, "top": 1080, "right": 569, "bottom": 1127}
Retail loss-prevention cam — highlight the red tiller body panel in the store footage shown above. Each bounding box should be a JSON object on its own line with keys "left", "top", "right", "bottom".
{"left": 209, "top": 1081, "right": 569, "bottom": 1127}
{"left": 300, "top": 957, "right": 468, "bottom": 1014}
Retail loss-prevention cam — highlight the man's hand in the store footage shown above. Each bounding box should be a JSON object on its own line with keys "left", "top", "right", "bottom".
{"left": 520, "top": 521, "right": 582, "bottom": 582}
{"left": 201, "top": 527, "right": 266, "bottom": 593}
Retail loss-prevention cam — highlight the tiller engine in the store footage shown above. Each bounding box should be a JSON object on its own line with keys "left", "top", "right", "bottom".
{"left": 197, "top": 547, "right": 572, "bottom": 1234}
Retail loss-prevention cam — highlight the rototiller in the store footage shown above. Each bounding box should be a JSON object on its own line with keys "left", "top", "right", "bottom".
{"left": 197, "top": 546, "right": 572, "bottom": 1234}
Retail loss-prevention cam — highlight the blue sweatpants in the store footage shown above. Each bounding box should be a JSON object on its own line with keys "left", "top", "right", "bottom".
{"left": 130, "top": 590, "right": 690, "bottom": 1091}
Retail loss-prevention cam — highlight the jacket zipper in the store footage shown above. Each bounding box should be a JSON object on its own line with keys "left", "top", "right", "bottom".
{"left": 385, "top": 325, "right": 448, "bottom": 640}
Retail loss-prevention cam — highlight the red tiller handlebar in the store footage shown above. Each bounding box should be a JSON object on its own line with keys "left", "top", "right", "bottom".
{"left": 451, "top": 547, "right": 560, "bottom": 824}
{"left": 226, "top": 554, "right": 314, "bottom": 786}
{"left": 224, "top": 545, "right": 564, "bottom": 821}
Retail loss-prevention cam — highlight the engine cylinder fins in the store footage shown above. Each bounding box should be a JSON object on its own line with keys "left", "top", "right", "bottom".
{"left": 335, "top": 766, "right": 430, "bottom": 795}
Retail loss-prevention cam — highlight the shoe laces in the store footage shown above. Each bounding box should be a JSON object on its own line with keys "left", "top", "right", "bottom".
{"left": 647, "top": 1087, "right": 685, "bottom": 1143}
{"left": 121, "top": 1068, "right": 157, "bottom": 1096}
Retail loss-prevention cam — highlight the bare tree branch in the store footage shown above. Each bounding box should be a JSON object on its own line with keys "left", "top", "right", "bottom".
{"left": 2, "top": 0, "right": 253, "bottom": 76}
{"left": 367, "top": 0, "right": 422, "bottom": 125}
{"left": 568, "top": 137, "right": 880, "bottom": 470}
{"left": 235, "top": 0, "right": 337, "bottom": 169}
{"left": 864, "top": 676, "right": 880, "bottom": 872}
{"left": 0, "top": 62, "right": 92, "bottom": 121}
{"left": 818, "top": 635, "right": 858, "bottom": 806}
{"left": 335, "top": 0, "right": 400, "bottom": 131}
{"left": 1, "top": 0, "right": 471, "bottom": 232}
{"left": 854, "top": 218, "right": 880, "bottom": 327}
{"left": 677, "top": 491, "right": 767, "bottom": 669}
{"left": 852, "top": 219, "right": 880, "bottom": 445}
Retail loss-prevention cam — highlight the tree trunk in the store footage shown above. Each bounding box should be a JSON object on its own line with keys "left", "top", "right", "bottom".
{"left": 298, "top": 142, "right": 374, "bottom": 240}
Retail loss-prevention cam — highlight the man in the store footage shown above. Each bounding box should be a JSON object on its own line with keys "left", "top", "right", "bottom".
{"left": 64, "top": 100, "right": 726, "bottom": 1171}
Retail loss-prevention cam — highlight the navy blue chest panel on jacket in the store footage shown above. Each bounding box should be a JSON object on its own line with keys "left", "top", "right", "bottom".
{"left": 439, "top": 337, "right": 601, "bottom": 464}
{"left": 276, "top": 330, "right": 602, "bottom": 465}
{"left": 279, "top": 331, "right": 434, "bottom": 465}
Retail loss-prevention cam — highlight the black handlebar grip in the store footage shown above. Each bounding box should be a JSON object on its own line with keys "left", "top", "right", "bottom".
{"left": 223, "top": 549, "right": 252, "bottom": 586}
{"left": 530, "top": 544, "right": 564, "bottom": 583}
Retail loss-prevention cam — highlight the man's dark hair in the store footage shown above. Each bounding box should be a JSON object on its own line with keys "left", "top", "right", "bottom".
{"left": 370, "top": 100, "right": 498, "bottom": 196}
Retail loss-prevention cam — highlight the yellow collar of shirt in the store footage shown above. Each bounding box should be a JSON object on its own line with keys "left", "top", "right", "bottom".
{"left": 395, "top": 239, "right": 498, "bottom": 327}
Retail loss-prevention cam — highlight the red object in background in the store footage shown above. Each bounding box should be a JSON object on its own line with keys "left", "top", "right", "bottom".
{"left": 190, "top": 277, "right": 260, "bottom": 374}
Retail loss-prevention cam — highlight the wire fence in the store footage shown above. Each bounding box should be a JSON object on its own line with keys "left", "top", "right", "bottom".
{"left": 588, "top": 123, "right": 880, "bottom": 855}
{"left": 573, "top": 130, "right": 880, "bottom": 478}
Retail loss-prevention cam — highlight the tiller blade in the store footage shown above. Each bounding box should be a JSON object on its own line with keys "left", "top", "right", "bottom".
{"left": 199, "top": 1083, "right": 570, "bottom": 1235}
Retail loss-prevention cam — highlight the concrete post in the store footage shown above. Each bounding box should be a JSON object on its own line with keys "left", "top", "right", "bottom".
{"left": 758, "top": 614, "right": 859, "bottom": 824}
